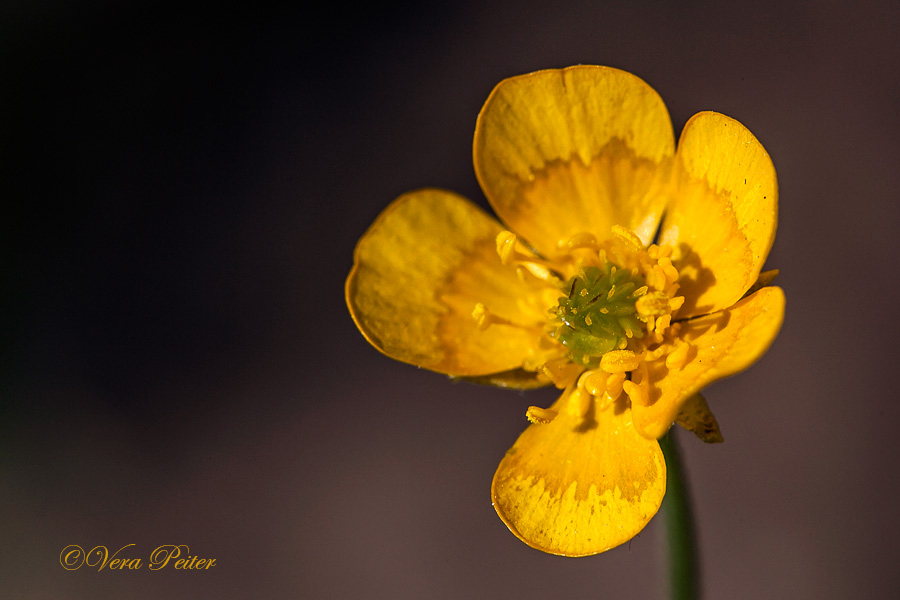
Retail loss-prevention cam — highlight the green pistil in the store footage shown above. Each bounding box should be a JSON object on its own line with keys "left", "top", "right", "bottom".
{"left": 551, "top": 265, "right": 646, "bottom": 367}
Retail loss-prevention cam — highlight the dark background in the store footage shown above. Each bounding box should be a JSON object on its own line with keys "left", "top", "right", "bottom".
{"left": 3, "top": 1, "right": 898, "bottom": 598}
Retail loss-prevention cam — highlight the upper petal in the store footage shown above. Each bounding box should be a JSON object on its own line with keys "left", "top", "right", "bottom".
{"left": 492, "top": 388, "right": 666, "bottom": 556}
{"left": 346, "top": 188, "right": 553, "bottom": 380}
{"left": 473, "top": 66, "right": 676, "bottom": 256}
{"left": 633, "top": 286, "right": 785, "bottom": 439}
{"left": 659, "top": 112, "right": 778, "bottom": 317}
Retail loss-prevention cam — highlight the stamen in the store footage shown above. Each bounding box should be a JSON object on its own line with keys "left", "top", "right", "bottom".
{"left": 518, "top": 261, "right": 559, "bottom": 284}
{"left": 526, "top": 406, "right": 558, "bottom": 425}
{"left": 605, "top": 372, "right": 625, "bottom": 400}
{"left": 600, "top": 350, "right": 641, "bottom": 373}
{"left": 611, "top": 225, "right": 644, "bottom": 251}
{"left": 623, "top": 380, "right": 650, "bottom": 406}
{"left": 644, "top": 344, "right": 670, "bottom": 361}
{"left": 659, "top": 256, "right": 679, "bottom": 284}
{"left": 538, "top": 357, "right": 582, "bottom": 389}
{"left": 471, "top": 302, "right": 513, "bottom": 330}
{"left": 579, "top": 369, "right": 606, "bottom": 396}
{"left": 665, "top": 341, "right": 693, "bottom": 370}
{"left": 568, "top": 385, "right": 592, "bottom": 418}
{"left": 495, "top": 231, "right": 518, "bottom": 265}
{"left": 655, "top": 314, "right": 672, "bottom": 334}
{"left": 647, "top": 264, "right": 667, "bottom": 291}
{"left": 495, "top": 230, "right": 561, "bottom": 285}
{"left": 635, "top": 291, "right": 673, "bottom": 317}
{"left": 561, "top": 232, "right": 598, "bottom": 250}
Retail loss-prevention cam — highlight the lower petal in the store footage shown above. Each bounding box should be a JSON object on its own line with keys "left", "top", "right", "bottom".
{"left": 492, "top": 389, "right": 666, "bottom": 556}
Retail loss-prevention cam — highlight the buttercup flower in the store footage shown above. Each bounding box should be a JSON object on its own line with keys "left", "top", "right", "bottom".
{"left": 346, "top": 66, "right": 784, "bottom": 556}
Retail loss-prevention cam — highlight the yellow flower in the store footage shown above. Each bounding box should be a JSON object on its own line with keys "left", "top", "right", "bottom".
{"left": 346, "top": 66, "right": 784, "bottom": 556}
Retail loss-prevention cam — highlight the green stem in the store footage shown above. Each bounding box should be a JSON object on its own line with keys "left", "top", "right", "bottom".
{"left": 658, "top": 429, "right": 699, "bottom": 600}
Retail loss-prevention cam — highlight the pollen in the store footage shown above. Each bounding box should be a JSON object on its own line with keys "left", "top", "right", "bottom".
{"left": 526, "top": 406, "right": 559, "bottom": 425}
{"left": 600, "top": 350, "right": 641, "bottom": 373}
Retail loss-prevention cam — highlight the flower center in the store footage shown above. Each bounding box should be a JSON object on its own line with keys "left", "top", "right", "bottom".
{"left": 478, "top": 226, "right": 696, "bottom": 421}
{"left": 551, "top": 264, "right": 647, "bottom": 367}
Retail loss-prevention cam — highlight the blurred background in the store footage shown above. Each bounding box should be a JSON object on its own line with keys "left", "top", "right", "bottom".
{"left": 2, "top": 1, "right": 898, "bottom": 598}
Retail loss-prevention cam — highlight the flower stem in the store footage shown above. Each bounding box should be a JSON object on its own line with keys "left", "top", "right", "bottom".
{"left": 659, "top": 429, "right": 699, "bottom": 600}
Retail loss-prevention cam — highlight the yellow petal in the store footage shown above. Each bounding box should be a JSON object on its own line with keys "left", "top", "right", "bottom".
{"left": 660, "top": 112, "right": 778, "bottom": 317}
{"left": 633, "top": 286, "right": 785, "bottom": 439}
{"left": 346, "top": 189, "right": 553, "bottom": 377}
{"left": 473, "top": 66, "right": 675, "bottom": 255}
{"left": 492, "top": 390, "right": 666, "bottom": 556}
{"left": 741, "top": 268, "right": 779, "bottom": 300}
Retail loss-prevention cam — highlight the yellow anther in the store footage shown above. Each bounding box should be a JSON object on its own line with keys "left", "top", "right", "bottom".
{"left": 605, "top": 372, "right": 625, "bottom": 400}
{"left": 600, "top": 349, "right": 641, "bottom": 373}
{"left": 472, "top": 302, "right": 489, "bottom": 330}
{"left": 539, "top": 358, "right": 581, "bottom": 389}
{"left": 647, "top": 264, "right": 667, "bottom": 291}
{"left": 668, "top": 296, "right": 685, "bottom": 312}
{"left": 666, "top": 342, "right": 693, "bottom": 370}
{"left": 647, "top": 244, "right": 660, "bottom": 259}
{"left": 659, "top": 256, "right": 680, "bottom": 283}
{"left": 645, "top": 344, "right": 669, "bottom": 361}
{"left": 568, "top": 385, "right": 592, "bottom": 418}
{"left": 519, "top": 261, "right": 557, "bottom": 283}
{"left": 579, "top": 370, "right": 606, "bottom": 396}
{"left": 611, "top": 225, "right": 644, "bottom": 251}
{"left": 526, "top": 406, "right": 558, "bottom": 425}
{"left": 623, "top": 380, "right": 650, "bottom": 407}
{"left": 496, "top": 231, "right": 518, "bottom": 265}
{"left": 471, "top": 302, "right": 511, "bottom": 330}
{"left": 631, "top": 285, "right": 648, "bottom": 298}
{"left": 562, "top": 232, "right": 598, "bottom": 249}
{"left": 655, "top": 314, "right": 672, "bottom": 334}
{"left": 635, "top": 291, "right": 672, "bottom": 317}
